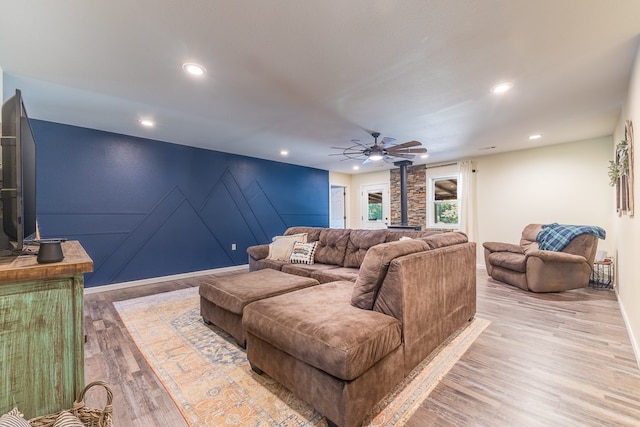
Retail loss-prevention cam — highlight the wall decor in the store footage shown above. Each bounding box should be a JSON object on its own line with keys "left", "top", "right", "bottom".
{"left": 611, "top": 120, "right": 634, "bottom": 216}
{"left": 628, "top": 119, "right": 635, "bottom": 217}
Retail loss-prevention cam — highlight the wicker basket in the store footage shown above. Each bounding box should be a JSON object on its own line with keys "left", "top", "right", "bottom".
{"left": 28, "top": 381, "right": 113, "bottom": 427}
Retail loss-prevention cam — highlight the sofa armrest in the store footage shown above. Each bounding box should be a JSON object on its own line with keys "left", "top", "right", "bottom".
{"left": 247, "top": 244, "right": 270, "bottom": 272}
{"left": 525, "top": 250, "right": 586, "bottom": 264}
{"left": 482, "top": 241, "right": 524, "bottom": 254}
{"left": 247, "top": 244, "right": 270, "bottom": 260}
{"left": 525, "top": 250, "right": 592, "bottom": 292}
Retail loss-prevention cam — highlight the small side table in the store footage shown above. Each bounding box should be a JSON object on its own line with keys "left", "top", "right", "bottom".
{"left": 590, "top": 258, "right": 614, "bottom": 289}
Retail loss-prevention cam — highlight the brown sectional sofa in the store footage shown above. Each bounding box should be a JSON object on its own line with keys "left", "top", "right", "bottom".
{"left": 247, "top": 226, "right": 452, "bottom": 280}
{"left": 243, "top": 227, "right": 476, "bottom": 427}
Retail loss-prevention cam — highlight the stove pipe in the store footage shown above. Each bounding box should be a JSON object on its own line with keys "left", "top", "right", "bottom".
{"left": 394, "top": 160, "right": 413, "bottom": 227}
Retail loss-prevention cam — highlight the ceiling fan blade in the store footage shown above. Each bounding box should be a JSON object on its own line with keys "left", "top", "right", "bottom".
{"left": 388, "top": 147, "right": 428, "bottom": 154}
{"left": 391, "top": 140, "right": 422, "bottom": 149}
{"left": 350, "top": 139, "right": 370, "bottom": 149}
{"left": 362, "top": 157, "right": 373, "bottom": 165}
{"left": 381, "top": 137, "right": 396, "bottom": 147}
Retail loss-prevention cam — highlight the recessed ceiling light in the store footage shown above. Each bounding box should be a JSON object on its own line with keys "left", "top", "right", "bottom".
{"left": 280, "top": 150, "right": 289, "bottom": 156}
{"left": 182, "top": 62, "right": 207, "bottom": 76}
{"left": 139, "top": 119, "right": 155, "bottom": 128}
{"left": 353, "top": 165, "right": 360, "bottom": 170}
{"left": 421, "top": 154, "right": 428, "bottom": 159}
{"left": 529, "top": 134, "right": 543, "bottom": 140}
{"left": 490, "top": 82, "right": 513, "bottom": 94}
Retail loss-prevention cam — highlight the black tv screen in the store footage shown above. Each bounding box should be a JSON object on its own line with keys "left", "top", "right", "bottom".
{"left": 0, "top": 89, "right": 37, "bottom": 254}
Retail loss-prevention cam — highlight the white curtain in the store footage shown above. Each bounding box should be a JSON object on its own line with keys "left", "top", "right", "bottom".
{"left": 458, "top": 160, "right": 477, "bottom": 242}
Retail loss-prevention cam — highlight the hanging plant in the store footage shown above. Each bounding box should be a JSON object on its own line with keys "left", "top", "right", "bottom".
{"left": 608, "top": 139, "right": 629, "bottom": 186}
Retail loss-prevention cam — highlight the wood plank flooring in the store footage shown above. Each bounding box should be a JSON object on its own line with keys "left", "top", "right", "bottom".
{"left": 83, "top": 269, "right": 640, "bottom": 426}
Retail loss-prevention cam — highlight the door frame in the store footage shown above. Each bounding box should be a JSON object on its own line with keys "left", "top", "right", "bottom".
{"left": 360, "top": 183, "right": 390, "bottom": 229}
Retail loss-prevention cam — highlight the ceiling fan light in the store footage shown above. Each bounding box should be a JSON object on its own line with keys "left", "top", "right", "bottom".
{"left": 491, "top": 82, "right": 513, "bottom": 94}
{"left": 182, "top": 62, "right": 207, "bottom": 76}
{"left": 369, "top": 154, "right": 384, "bottom": 161}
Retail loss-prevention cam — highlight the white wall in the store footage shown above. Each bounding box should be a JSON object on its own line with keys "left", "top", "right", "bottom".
{"left": 348, "top": 139, "right": 613, "bottom": 254}
{"left": 616, "top": 41, "right": 640, "bottom": 362}
{"left": 473, "top": 137, "right": 614, "bottom": 265}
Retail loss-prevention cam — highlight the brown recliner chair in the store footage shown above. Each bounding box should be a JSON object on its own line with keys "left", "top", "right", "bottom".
{"left": 483, "top": 224, "right": 600, "bottom": 292}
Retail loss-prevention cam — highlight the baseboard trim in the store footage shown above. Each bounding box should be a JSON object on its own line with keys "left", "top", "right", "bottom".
{"left": 83, "top": 264, "right": 249, "bottom": 295}
{"left": 615, "top": 286, "right": 640, "bottom": 369}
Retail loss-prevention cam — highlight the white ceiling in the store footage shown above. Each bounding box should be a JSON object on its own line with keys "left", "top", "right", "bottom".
{"left": 1, "top": 0, "right": 639, "bottom": 174}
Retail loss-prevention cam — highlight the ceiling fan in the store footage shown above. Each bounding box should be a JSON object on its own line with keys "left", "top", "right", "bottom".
{"left": 331, "top": 132, "right": 427, "bottom": 164}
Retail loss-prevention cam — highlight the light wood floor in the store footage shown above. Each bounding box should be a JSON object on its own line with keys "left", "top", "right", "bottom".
{"left": 83, "top": 269, "right": 640, "bottom": 426}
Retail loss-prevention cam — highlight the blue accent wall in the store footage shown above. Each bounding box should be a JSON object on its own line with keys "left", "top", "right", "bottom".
{"left": 30, "top": 120, "right": 329, "bottom": 288}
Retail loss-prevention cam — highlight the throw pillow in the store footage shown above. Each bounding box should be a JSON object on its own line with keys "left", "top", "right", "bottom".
{"left": 267, "top": 233, "right": 307, "bottom": 261}
{"left": 52, "top": 411, "right": 85, "bottom": 427}
{"left": 289, "top": 241, "right": 317, "bottom": 264}
{"left": 0, "top": 408, "right": 30, "bottom": 427}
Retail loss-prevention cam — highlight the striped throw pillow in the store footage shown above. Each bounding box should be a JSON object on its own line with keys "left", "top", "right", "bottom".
{"left": 0, "top": 408, "right": 30, "bottom": 427}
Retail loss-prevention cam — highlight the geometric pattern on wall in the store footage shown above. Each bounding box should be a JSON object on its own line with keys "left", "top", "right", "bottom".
{"left": 50, "top": 171, "right": 291, "bottom": 286}
{"left": 31, "top": 119, "right": 328, "bottom": 288}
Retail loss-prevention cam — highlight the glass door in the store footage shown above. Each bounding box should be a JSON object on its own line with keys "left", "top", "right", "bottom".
{"left": 361, "top": 183, "right": 390, "bottom": 229}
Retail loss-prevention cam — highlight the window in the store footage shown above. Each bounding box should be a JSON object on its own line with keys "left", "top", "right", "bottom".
{"left": 367, "top": 191, "right": 383, "bottom": 221}
{"left": 428, "top": 175, "right": 459, "bottom": 227}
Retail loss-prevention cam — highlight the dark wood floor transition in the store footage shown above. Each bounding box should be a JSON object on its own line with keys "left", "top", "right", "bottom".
{"left": 83, "top": 269, "right": 640, "bottom": 426}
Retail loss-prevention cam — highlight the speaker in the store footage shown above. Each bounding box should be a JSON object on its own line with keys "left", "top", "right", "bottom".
{"left": 37, "top": 241, "right": 64, "bottom": 264}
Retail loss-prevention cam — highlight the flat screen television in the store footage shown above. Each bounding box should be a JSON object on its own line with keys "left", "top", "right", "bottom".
{"left": 0, "top": 89, "right": 37, "bottom": 255}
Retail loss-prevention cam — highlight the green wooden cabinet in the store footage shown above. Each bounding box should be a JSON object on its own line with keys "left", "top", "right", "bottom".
{"left": 0, "top": 242, "right": 93, "bottom": 419}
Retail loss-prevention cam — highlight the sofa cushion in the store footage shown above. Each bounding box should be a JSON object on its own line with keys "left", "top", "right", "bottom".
{"left": 487, "top": 251, "right": 527, "bottom": 273}
{"left": 267, "top": 233, "right": 307, "bottom": 261}
{"left": 311, "top": 266, "right": 360, "bottom": 283}
{"left": 385, "top": 230, "right": 445, "bottom": 242}
{"left": 254, "top": 258, "right": 288, "bottom": 271}
{"left": 314, "top": 229, "right": 351, "bottom": 266}
{"left": 422, "top": 232, "right": 468, "bottom": 249}
{"left": 243, "top": 281, "right": 402, "bottom": 381}
{"left": 285, "top": 226, "right": 323, "bottom": 242}
{"left": 520, "top": 224, "right": 542, "bottom": 252}
{"left": 351, "top": 239, "right": 430, "bottom": 310}
{"left": 281, "top": 262, "right": 338, "bottom": 278}
{"left": 199, "top": 268, "right": 319, "bottom": 315}
{"left": 343, "top": 229, "right": 388, "bottom": 268}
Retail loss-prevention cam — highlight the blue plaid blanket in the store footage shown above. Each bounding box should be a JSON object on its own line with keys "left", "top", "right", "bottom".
{"left": 536, "top": 223, "right": 606, "bottom": 252}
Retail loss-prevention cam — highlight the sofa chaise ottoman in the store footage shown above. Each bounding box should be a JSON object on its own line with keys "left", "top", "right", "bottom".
{"left": 199, "top": 268, "right": 320, "bottom": 347}
{"left": 243, "top": 237, "right": 477, "bottom": 427}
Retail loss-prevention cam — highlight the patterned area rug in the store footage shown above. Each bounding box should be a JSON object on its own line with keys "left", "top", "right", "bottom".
{"left": 114, "top": 287, "right": 489, "bottom": 426}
